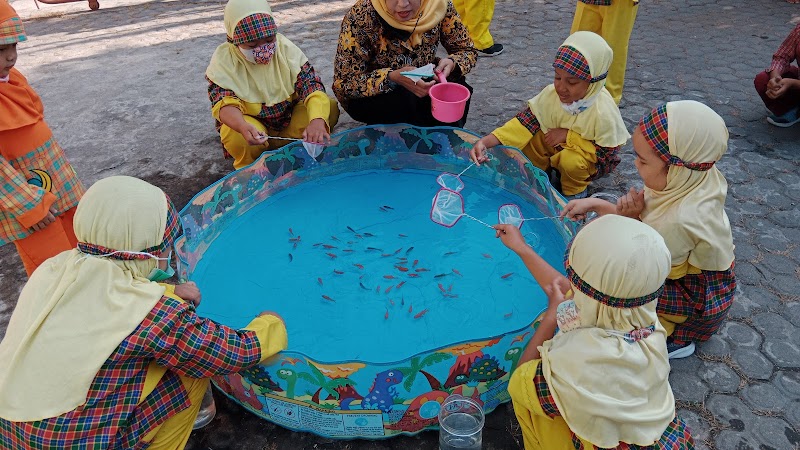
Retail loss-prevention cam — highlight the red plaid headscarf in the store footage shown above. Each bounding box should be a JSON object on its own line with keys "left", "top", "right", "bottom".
{"left": 639, "top": 104, "right": 716, "bottom": 171}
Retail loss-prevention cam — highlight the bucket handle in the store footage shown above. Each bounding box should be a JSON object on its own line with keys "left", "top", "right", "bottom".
{"left": 436, "top": 71, "right": 448, "bottom": 84}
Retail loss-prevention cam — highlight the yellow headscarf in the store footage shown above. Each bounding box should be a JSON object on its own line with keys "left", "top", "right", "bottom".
{"left": 0, "top": 176, "right": 174, "bottom": 421}
{"left": 370, "top": 0, "right": 447, "bottom": 47}
{"left": 639, "top": 100, "right": 735, "bottom": 271}
{"left": 205, "top": 0, "right": 309, "bottom": 105}
{"left": 528, "top": 31, "right": 629, "bottom": 148}
{"left": 540, "top": 215, "right": 676, "bottom": 448}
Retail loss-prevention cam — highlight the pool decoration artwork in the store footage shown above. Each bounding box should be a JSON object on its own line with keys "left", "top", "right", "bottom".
{"left": 176, "top": 125, "right": 577, "bottom": 439}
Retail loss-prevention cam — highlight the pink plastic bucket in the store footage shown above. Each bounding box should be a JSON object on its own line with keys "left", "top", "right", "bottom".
{"left": 429, "top": 72, "right": 471, "bottom": 123}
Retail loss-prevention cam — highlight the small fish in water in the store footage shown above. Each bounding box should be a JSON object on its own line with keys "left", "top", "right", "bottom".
{"left": 326, "top": 253, "right": 337, "bottom": 259}
{"left": 482, "top": 253, "right": 492, "bottom": 259}
{"left": 333, "top": 270, "right": 344, "bottom": 275}
{"left": 383, "top": 205, "right": 394, "bottom": 210}
{"left": 331, "top": 235, "right": 341, "bottom": 241}
{"left": 398, "top": 233, "right": 408, "bottom": 238}
{"left": 322, "top": 295, "right": 335, "bottom": 302}
{"left": 401, "top": 296, "right": 405, "bottom": 306}
{"left": 288, "top": 237, "right": 300, "bottom": 243}
{"left": 413, "top": 259, "right": 419, "bottom": 267}
{"left": 504, "top": 312, "right": 514, "bottom": 318}
{"left": 355, "top": 234, "right": 363, "bottom": 239}
{"left": 396, "top": 281, "right": 405, "bottom": 289}
{"left": 322, "top": 244, "right": 337, "bottom": 249}
{"left": 444, "top": 251, "right": 458, "bottom": 256}
{"left": 381, "top": 253, "right": 392, "bottom": 258}
{"left": 415, "top": 268, "right": 429, "bottom": 272}
{"left": 385, "top": 309, "right": 389, "bottom": 320}
{"left": 407, "top": 273, "right": 420, "bottom": 278}
{"left": 293, "top": 242, "right": 298, "bottom": 250}
{"left": 366, "top": 247, "right": 382, "bottom": 252}
{"left": 288, "top": 253, "right": 293, "bottom": 262}
{"left": 501, "top": 272, "right": 514, "bottom": 279}
{"left": 438, "top": 283, "right": 446, "bottom": 293}
{"left": 376, "top": 285, "right": 381, "bottom": 293}
{"left": 313, "top": 243, "right": 322, "bottom": 247}
{"left": 354, "top": 263, "right": 364, "bottom": 270}
{"left": 392, "top": 247, "right": 403, "bottom": 255}
{"left": 343, "top": 249, "right": 354, "bottom": 253}
{"left": 359, "top": 282, "right": 370, "bottom": 290}
{"left": 414, "top": 308, "right": 429, "bottom": 319}
{"left": 363, "top": 232, "right": 375, "bottom": 237}
{"left": 385, "top": 285, "right": 393, "bottom": 294}
{"left": 388, "top": 298, "right": 395, "bottom": 306}
{"left": 317, "top": 278, "right": 323, "bottom": 286}
{"left": 452, "top": 268, "right": 462, "bottom": 277}
{"left": 406, "top": 247, "right": 414, "bottom": 255}
{"left": 448, "top": 283, "right": 453, "bottom": 292}
{"left": 396, "top": 266, "right": 409, "bottom": 272}
{"left": 379, "top": 206, "right": 388, "bottom": 212}
{"left": 289, "top": 227, "right": 294, "bottom": 236}
{"left": 347, "top": 226, "right": 356, "bottom": 233}
{"left": 383, "top": 275, "right": 396, "bottom": 280}
{"left": 397, "top": 257, "right": 408, "bottom": 262}
{"left": 434, "top": 273, "right": 448, "bottom": 279}
{"left": 444, "top": 293, "right": 459, "bottom": 299}
{"left": 408, "top": 304, "right": 413, "bottom": 313}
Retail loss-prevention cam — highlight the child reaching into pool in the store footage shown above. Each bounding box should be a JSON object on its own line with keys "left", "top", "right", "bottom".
{"left": 205, "top": 0, "right": 340, "bottom": 170}
{"left": 561, "top": 100, "right": 736, "bottom": 360}
{"left": 0, "top": 0, "right": 85, "bottom": 276}
{"left": 495, "top": 216, "right": 694, "bottom": 449}
{"left": 469, "top": 31, "right": 629, "bottom": 200}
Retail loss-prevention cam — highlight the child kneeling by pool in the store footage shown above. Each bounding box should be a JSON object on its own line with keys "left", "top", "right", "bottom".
{"left": 495, "top": 216, "right": 694, "bottom": 449}
{"left": 470, "top": 31, "right": 629, "bottom": 200}
{"left": 562, "top": 100, "right": 736, "bottom": 360}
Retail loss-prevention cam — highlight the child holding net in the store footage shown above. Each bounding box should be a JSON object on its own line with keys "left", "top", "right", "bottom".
{"left": 561, "top": 100, "right": 736, "bottom": 359}
{"left": 470, "top": 31, "right": 628, "bottom": 200}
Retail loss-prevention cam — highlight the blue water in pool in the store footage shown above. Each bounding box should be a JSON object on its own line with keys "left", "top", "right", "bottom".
{"left": 191, "top": 169, "right": 566, "bottom": 363}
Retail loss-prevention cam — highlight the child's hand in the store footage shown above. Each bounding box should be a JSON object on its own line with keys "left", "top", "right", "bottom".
{"left": 302, "top": 118, "right": 330, "bottom": 144}
{"left": 766, "top": 78, "right": 792, "bottom": 100}
{"left": 30, "top": 206, "right": 58, "bottom": 232}
{"left": 616, "top": 187, "right": 645, "bottom": 219}
{"left": 470, "top": 139, "right": 489, "bottom": 165}
{"left": 240, "top": 123, "right": 268, "bottom": 146}
{"left": 174, "top": 281, "right": 202, "bottom": 308}
{"left": 544, "top": 277, "right": 572, "bottom": 308}
{"left": 560, "top": 199, "right": 594, "bottom": 221}
{"left": 544, "top": 128, "right": 569, "bottom": 148}
{"left": 494, "top": 223, "right": 530, "bottom": 254}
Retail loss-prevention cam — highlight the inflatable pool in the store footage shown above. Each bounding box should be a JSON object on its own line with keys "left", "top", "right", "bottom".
{"left": 175, "top": 125, "right": 577, "bottom": 439}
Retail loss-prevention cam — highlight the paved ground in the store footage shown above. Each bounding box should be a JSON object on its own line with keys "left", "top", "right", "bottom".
{"left": 1, "top": 0, "right": 799, "bottom": 448}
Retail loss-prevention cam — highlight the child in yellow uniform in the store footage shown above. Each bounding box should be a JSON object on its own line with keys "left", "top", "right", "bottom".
{"left": 451, "top": 0, "right": 503, "bottom": 56}
{"left": 470, "top": 31, "right": 628, "bottom": 200}
{"left": 562, "top": 101, "right": 736, "bottom": 359}
{"left": 206, "top": 0, "right": 340, "bottom": 170}
{"left": 0, "top": 0, "right": 85, "bottom": 275}
{"left": 570, "top": 0, "right": 639, "bottom": 104}
{"left": 495, "top": 215, "right": 694, "bottom": 449}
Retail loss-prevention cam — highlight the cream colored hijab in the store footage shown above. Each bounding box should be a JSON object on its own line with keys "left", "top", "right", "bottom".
{"left": 206, "top": 0, "right": 308, "bottom": 105}
{"left": 370, "top": 0, "right": 447, "bottom": 46}
{"left": 640, "top": 100, "right": 735, "bottom": 271}
{"left": 540, "top": 215, "right": 675, "bottom": 448}
{"left": 0, "top": 176, "right": 172, "bottom": 421}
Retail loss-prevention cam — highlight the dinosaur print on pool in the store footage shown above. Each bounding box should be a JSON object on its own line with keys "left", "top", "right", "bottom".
{"left": 359, "top": 369, "right": 404, "bottom": 413}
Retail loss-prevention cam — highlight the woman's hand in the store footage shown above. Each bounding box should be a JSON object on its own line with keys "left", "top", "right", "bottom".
{"left": 240, "top": 122, "right": 268, "bottom": 146}
{"left": 616, "top": 187, "right": 645, "bottom": 219}
{"left": 175, "top": 281, "right": 202, "bottom": 308}
{"left": 494, "top": 224, "right": 530, "bottom": 254}
{"left": 435, "top": 58, "right": 455, "bottom": 79}
{"left": 303, "top": 118, "right": 330, "bottom": 144}
{"left": 544, "top": 128, "right": 569, "bottom": 148}
{"left": 30, "top": 206, "right": 57, "bottom": 232}
{"left": 389, "top": 66, "right": 436, "bottom": 98}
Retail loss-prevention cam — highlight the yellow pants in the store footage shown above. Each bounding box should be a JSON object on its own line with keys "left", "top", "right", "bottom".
{"left": 570, "top": 1, "right": 639, "bottom": 104}
{"left": 658, "top": 313, "right": 688, "bottom": 339}
{"left": 521, "top": 130, "right": 597, "bottom": 196}
{"left": 451, "top": 0, "right": 495, "bottom": 49}
{"left": 220, "top": 97, "right": 340, "bottom": 170}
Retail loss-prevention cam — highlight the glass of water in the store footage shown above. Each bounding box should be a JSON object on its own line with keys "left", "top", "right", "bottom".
{"left": 438, "top": 394, "right": 484, "bottom": 450}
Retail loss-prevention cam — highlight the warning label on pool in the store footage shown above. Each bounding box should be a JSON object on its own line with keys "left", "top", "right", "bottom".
{"left": 263, "top": 394, "right": 385, "bottom": 437}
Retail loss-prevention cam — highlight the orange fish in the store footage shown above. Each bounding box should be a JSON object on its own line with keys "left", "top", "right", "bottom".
{"left": 322, "top": 295, "right": 335, "bottom": 302}
{"left": 396, "top": 281, "right": 405, "bottom": 289}
{"left": 408, "top": 304, "right": 413, "bottom": 313}
{"left": 317, "top": 278, "right": 323, "bottom": 286}
{"left": 333, "top": 270, "right": 344, "bottom": 275}
{"left": 398, "top": 233, "right": 408, "bottom": 238}
{"left": 452, "top": 268, "right": 462, "bottom": 277}
{"left": 343, "top": 249, "right": 354, "bottom": 253}
{"left": 383, "top": 275, "right": 396, "bottom": 280}
{"left": 293, "top": 242, "right": 298, "bottom": 250}
{"left": 504, "top": 312, "right": 513, "bottom": 318}
{"left": 385, "top": 309, "right": 389, "bottom": 320}
{"left": 396, "top": 266, "right": 409, "bottom": 272}
{"left": 326, "top": 253, "right": 337, "bottom": 259}
{"left": 354, "top": 264, "right": 364, "bottom": 270}
{"left": 289, "top": 227, "right": 294, "bottom": 236}
{"left": 376, "top": 285, "right": 381, "bottom": 293}
{"left": 414, "top": 308, "right": 429, "bottom": 319}
{"left": 413, "top": 259, "right": 419, "bottom": 267}
{"left": 407, "top": 273, "right": 420, "bottom": 278}
{"left": 448, "top": 283, "right": 453, "bottom": 292}
{"left": 385, "top": 285, "right": 394, "bottom": 294}
{"left": 482, "top": 253, "right": 492, "bottom": 259}
{"left": 438, "top": 283, "right": 446, "bottom": 293}
{"left": 389, "top": 298, "right": 395, "bottom": 306}
{"left": 501, "top": 272, "right": 513, "bottom": 279}
{"left": 322, "top": 244, "right": 337, "bottom": 249}
{"left": 415, "top": 268, "right": 429, "bottom": 272}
